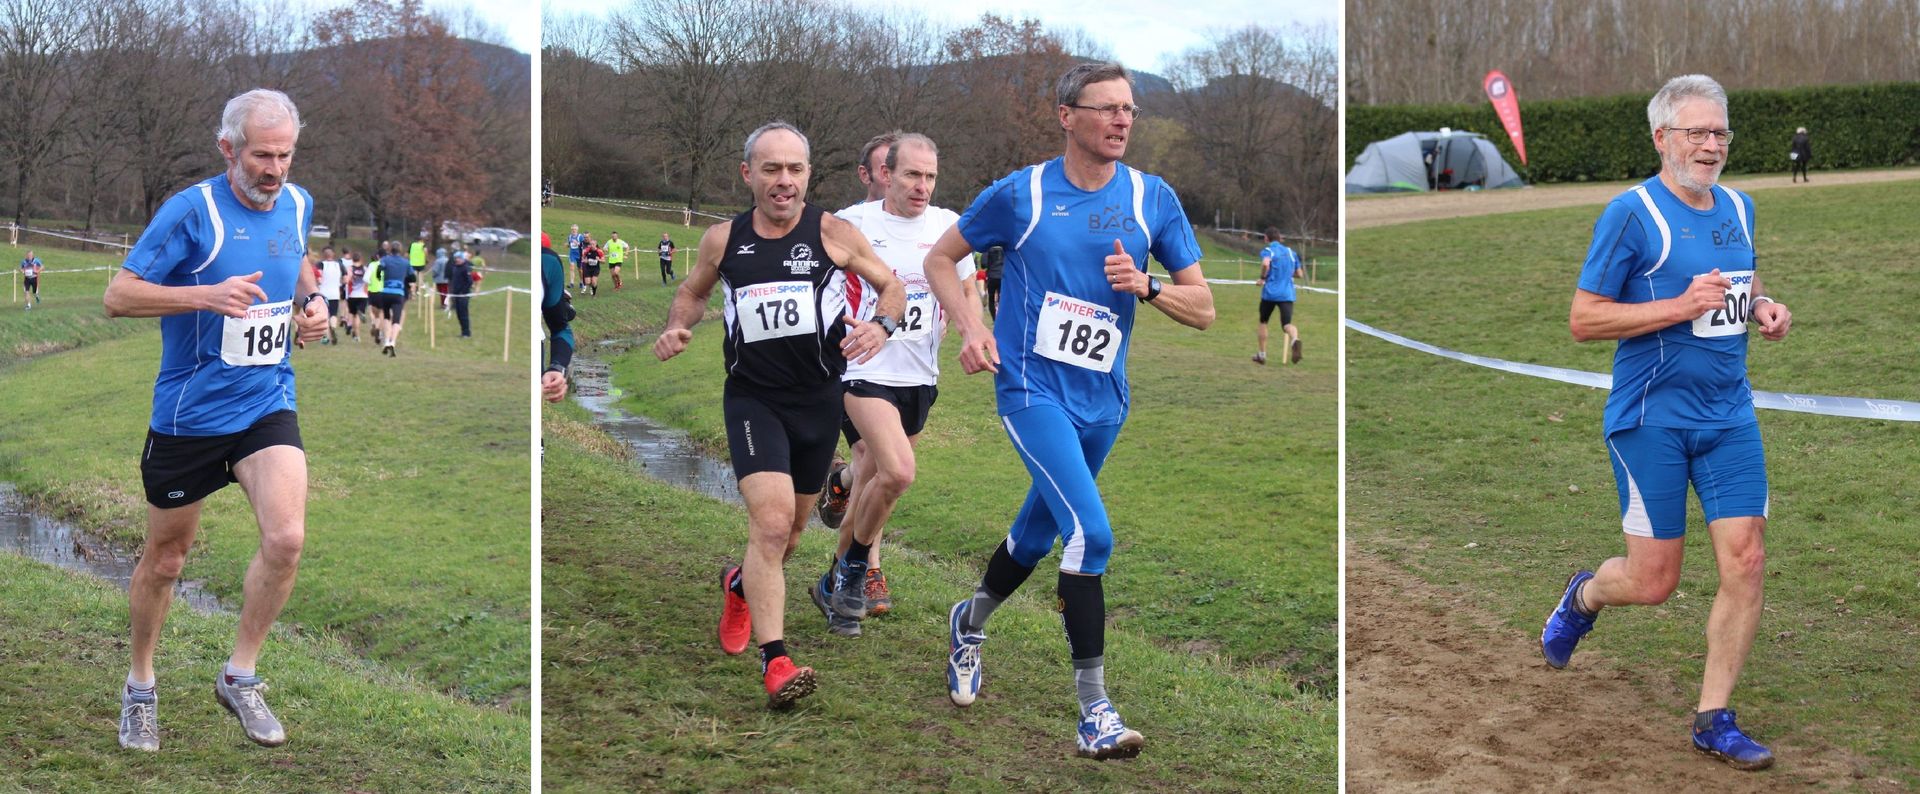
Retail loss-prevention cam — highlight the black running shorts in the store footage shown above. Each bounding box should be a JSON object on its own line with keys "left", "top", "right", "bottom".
{"left": 141, "top": 410, "right": 303, "bottom": 509}
{"left": 840, "top": 380, "right": 938, "bottom": 447}
{"left": 723, "top": 377, "right": 842, "bottom": 491}
{"left": 1259, "top": 299, "right": 1294, "bottom": 326}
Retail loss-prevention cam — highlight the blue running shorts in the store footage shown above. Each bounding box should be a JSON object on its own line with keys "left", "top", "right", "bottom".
{"left": 1606, "top": 423, "right": 1768, "bottom": 539}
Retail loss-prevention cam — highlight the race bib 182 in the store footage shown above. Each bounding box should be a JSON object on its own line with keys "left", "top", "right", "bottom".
{"left": 1034, "top": 291, "right": 1121, "bottom": 373}
{"left": 1692, "top": 269, "right": 1754, "bottom": 338}
{"left": 735, "top": 281, "right": 818, "bottom": 344}
{"left": 221, "top": 300, "right": 294, "bottom": 366}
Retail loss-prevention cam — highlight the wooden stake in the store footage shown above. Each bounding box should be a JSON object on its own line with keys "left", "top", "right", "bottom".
{"left": 501, "top": 290, "right": 513, "bottom": 362}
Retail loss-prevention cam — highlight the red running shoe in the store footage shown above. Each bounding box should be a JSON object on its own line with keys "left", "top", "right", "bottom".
{"left": 763, "top": 656, "right": 816, "bottom": 710}
{"left": 718, "top": 565, "right": 751, "bottom": 655}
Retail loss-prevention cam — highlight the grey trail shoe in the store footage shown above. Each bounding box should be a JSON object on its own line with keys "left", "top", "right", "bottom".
{"left": 119, "top": 695, "right": 160, "bottom": 752}
{"left": 214, "top": 674, "right": 287, "bottom": 747}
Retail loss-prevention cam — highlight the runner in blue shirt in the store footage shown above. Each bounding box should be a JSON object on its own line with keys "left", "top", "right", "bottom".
{"left": 1254, "top": 229, "right": 1304, "bottom": 364}
{"left": 102, "top": 89, "right": 328, "bottom": 753}
{"left": 919, "top": 62, "right": 1215, "bottom": 761}
{"left": 19, "top": 250, "right": 43, "bottom": 308}
{"left": 1540, "top": 74, "right": 1793, "bottom": 772}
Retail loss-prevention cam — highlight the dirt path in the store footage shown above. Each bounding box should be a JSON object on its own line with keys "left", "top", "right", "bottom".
{"left": 1347, "top": 168, "right": 1920, "bottom": 229}
{"left": 1344, "top": 552, "right": 1903, "bottom": 792}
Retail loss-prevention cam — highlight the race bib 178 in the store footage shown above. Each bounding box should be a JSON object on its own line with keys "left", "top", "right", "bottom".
{"left": 1034, "top": 291, "right": 1121, "bottom": 373}
{"left": 735, "top": 281, "right": 818, "bottom": 344}
{"left": 221, "top": 300, "right": 294, "bottom": 366}
{"left": 1692, "top": 269, "right": 1755, "bottom": 338}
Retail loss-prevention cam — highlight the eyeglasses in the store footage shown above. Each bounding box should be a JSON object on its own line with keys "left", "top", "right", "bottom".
{"left": 1067, "top": 103, "right": 1143, "bottom": 120}
{"left": 1663, "top": 127, "right": 1734, "bottom": 145}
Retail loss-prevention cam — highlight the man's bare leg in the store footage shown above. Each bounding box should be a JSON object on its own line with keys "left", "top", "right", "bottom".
{"left": 1698, "top": 516, "right": 1766, "bottom": 712}
{"left": 129, "top": 502, "right": 204, "bottom": 683}
{"left": 228, "top": 446, "right": 308, "bottom": 670}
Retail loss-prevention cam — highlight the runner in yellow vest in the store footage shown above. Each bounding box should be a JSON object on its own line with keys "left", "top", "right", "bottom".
{"left": 605, "top": 232, "right": 628, "bottom": 290}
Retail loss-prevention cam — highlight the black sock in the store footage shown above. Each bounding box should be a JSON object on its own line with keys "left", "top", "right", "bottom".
{"left": 1693, "top": 708, "right": 1725, "bottom": 732}
{"left": 844, "top": 539, "right": 871, "bottom": 569}
{"left": 759, "top": 640, "right": 787, "bottom": 668}
{"left": 728, "top": 566, "right": 746, "bottom": 598}
{"left": 1573, "top": 579, "right": 1597, "bottom": 617}
{"left": 1057, "top": 572, "right": 1106, "bottom": 663}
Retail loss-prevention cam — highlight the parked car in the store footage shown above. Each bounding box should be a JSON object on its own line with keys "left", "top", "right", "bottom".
{"left": 464, "top": 227, "right": 524, "bottom": 247}
{"left": 309, "top": 225, "right": 331, "bottom": 239}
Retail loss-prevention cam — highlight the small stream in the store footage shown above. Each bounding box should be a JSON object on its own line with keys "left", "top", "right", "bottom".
{"left": 569, "top": 351, "right": 743, "bottom": 505}
{"left": 0, "top": 482, "right": 227, "bottom": 613}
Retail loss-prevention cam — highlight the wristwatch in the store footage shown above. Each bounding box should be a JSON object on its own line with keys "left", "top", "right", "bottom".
{"left": 874, "top": 315, "right": 900, "bottom": 336}
{"left": 1142, "top": 277, "right": 1163, "bottom": 303}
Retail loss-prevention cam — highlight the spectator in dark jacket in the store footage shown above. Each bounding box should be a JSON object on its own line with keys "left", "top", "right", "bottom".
{"left": 448, "top": 250, "right": 479, "bottom": 337}
{"left": 1790, "top": 127, "right": 1811, "bottom": 183}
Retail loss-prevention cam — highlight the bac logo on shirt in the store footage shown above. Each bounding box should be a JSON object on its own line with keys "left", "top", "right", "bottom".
{"left": 1712, "top": 219, "right": 1749, "bottom": 248}
{"left": 1087, "top": 205, "right": 1139, "bottom": 234}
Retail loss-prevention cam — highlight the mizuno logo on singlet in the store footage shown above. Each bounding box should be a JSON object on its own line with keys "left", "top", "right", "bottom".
{"left": 736, "top": 243, "right": 756, "bottom": 254}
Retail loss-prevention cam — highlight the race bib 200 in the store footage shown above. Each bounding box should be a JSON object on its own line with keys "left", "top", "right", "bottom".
{"left": 221, "top": 300, "right": 294, "bottom": 366}
{"left": 1692, "top": 269, "right": 1754, "bottom": 339}
{"left": 1034, "top": 291, "right": 1121, "bottom": 373}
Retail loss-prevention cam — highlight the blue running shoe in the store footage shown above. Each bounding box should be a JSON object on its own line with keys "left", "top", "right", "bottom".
{"left": 1076, "top": 698, "right": 1145, "bottom": 760}
{"left": 1692, "top": 709, "right": 1774, "bottom": 770}
{"left": 946, "top": 600, "right": 984, "bottom": 706}
{"left": 1541, "top": 570, "right": 1597, "bottom": 669}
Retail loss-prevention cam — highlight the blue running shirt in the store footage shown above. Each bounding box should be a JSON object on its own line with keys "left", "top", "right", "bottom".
{"left": 1261, "top": 242, "right": 1299, "bottom": 302}
{"left": 957, "top": 157, "right": 1201, "bottom": 427}
{"left": 1577, "top": 176, "right": 1757, "bottom": 435}
{"left": 123, "top": 173, "right": 312, "bottom": 436}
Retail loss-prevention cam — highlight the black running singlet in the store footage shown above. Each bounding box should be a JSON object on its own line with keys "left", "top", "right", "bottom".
{"left": 719, "top": 203, "right": 850, "bottom": 390}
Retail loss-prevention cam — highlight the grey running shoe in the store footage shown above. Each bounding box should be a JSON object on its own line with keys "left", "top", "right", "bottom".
{"left": 828, "top": 558, "right": 867, "bottom": 620}
{"left": 811, "top": 571, "right": 861, "bottom": 637}
{"left": 816, "top": 462, "right": 850, "bottom": 529}
{"left": 119, "top": 695, "right": 159, "bottom": 752}
{"left": 214, "top": 675, "right": 287, "bottom": 747}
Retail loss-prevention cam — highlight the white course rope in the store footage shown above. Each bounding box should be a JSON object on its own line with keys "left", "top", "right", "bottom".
{"left": 551, "top": 193, "right": 730, "bottom": 221}
{"left": 1348, "top": 319, "right": 1920, "bottom": 421}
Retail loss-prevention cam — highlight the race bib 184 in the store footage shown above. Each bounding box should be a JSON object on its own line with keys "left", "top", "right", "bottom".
{"left": 1034, "top": 291, "right": 1121, "bottom": 373}
{"left": 1692, "top": 269, "right": 1754, "bottom": 338}
{"left": 221, "top": 300, "right": 294, "bottom": 366}
{"left": 735, "top": 281, "right": 818, "bottom": 344}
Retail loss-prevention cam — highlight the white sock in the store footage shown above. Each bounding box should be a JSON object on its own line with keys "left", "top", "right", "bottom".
{"left": 126, "top": 673, "right": 156, "bottom": 698}
{"left": 224, "top": 661, "right": 255, "bottom": 681}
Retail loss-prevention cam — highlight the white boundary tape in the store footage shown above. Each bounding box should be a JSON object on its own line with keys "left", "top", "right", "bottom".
{"left": 551, "top": 193, "right": 730, "bottom": 221}
{"left": 16, "top": 225, "right": 133, "bottom": 250}
{"left": 1209, "top": 278, "right": 1337, "bottom": 295}
{"left": 1348, "top": 319, "right": 1920, "bottom": 421}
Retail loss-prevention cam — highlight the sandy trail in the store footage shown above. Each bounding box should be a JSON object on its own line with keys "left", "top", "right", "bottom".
{"left": 1346, "top": 168, "right": 1920, "bottom": 229}
{"left": 1343, "top": 552, "right": 1904, "bottom": 792}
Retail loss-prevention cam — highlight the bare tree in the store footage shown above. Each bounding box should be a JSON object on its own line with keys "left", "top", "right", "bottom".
{"left": 0, "top": 0, "right": 87, "bottom": 227}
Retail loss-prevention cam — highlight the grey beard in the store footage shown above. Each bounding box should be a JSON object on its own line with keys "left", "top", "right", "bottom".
{"left": 242, "top": 182, "right": 282, "bottom": 206}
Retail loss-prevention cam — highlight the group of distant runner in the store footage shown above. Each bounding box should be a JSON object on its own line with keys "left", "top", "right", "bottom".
{"left": 561, "top": 225, "right": 675, "bottom": 295}
{"left": 308, "top": 235, "right": 488, "bottom": 355}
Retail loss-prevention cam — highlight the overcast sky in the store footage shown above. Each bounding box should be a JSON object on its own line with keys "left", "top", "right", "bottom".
{"left": 539, "top": 0, "right": 1337, "bottom": 74}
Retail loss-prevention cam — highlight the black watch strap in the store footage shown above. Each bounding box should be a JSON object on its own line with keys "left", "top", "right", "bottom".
{"left": 1143, "top": 277, "right": 1163, "bottom": 302}
{"left": 875, "top": 315, "right": 899, "bottom": 335}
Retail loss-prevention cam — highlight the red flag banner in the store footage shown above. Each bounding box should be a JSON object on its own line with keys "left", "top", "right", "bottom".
{"left": 1484, "top": 70, "right": 1527, "bottom": 166}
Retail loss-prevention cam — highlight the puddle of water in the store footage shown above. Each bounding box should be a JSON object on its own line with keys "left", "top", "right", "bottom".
{"left": 0, "top": 483, "right": 227, "bottom": 613}
{"left": 569, "top": 354, "right": 743, "bottom": 505}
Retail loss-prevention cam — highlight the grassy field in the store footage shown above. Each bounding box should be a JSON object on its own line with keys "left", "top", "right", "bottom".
{"left": 540, "top": 200, "right": 1339, "bottom": 788}
{"left": 1346, "top": 179, "right": 1920, "bottom": 782}
{"left": 0, "top": 237, "right": 531, "bottom": 787}
{"left": 0, "top": 556, "right": 527, "bottom": 792}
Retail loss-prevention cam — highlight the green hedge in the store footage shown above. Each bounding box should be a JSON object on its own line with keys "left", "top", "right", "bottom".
{"left": 1348, "top": 82, "right": 1920, "bottom": 184}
